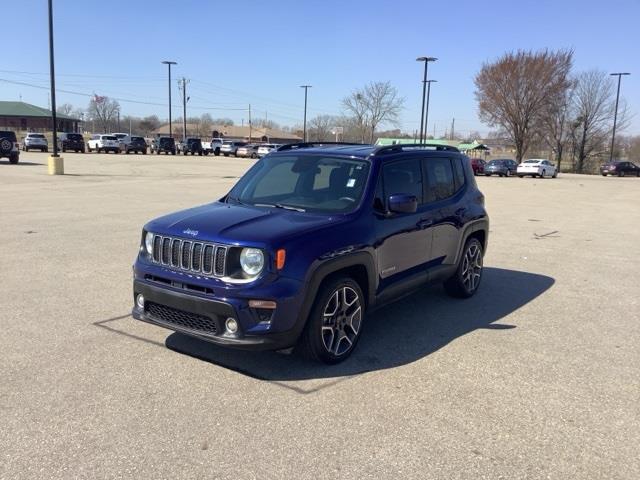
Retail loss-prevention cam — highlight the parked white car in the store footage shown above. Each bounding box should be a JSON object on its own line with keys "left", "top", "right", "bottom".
{"left": 517, "top": 159, "right": 557, "bottom": 178}
{"left": 257, "top": 143, "right": 282, "bottom": 157}
{"left": 22, "top": 133, "right": 48, "bottom": 152}
{"left": 87, "top": 134, "right": 120, "bottom": 153}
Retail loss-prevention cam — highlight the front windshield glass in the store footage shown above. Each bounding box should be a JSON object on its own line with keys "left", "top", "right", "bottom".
{"left": 228, "top": 155, "right": 370, "bottom": 213}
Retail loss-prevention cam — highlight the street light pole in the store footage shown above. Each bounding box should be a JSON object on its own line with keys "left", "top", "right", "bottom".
{"left": 416, "top": 56, "right": 437, "bottom": 144}
{"left": 47, "top": 0, "right": 58, "bottom": 158}
{"left": 609, "top": 72, "right": 630, "bottom": 163}
{"left": 300, "top": 85, "right": 311, "bottom": 142}
{"left": 162, "top": 60, "right": 177, "bottom": 138}
{"left": 424, "top": 79, "right": 437, "bottom": 142}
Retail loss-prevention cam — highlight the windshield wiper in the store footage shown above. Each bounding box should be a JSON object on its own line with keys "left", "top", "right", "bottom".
{"left": 254, "top": 203, "right": 306, "bottom": 212}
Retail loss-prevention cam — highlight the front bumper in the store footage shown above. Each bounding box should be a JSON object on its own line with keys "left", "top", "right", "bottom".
{"left": 132, "top": 269, "right": 306, "bottom": 351}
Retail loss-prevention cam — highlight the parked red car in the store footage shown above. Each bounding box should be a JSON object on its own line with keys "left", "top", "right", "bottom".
{"left": 469, "top": 158, "right": 485, "bottom": 176}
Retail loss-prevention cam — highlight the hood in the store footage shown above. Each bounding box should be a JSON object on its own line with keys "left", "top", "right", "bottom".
{"left": 145, "top": 202, "right": 347, "bottom": 247}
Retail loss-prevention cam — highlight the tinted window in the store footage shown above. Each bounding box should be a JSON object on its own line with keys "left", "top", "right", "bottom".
{"left": 0, "top": 131, "right": 17, "bottom": 141}
{"left": 67, "top": 134, "right": 83, "bottom": 141}
{"left": 452, "top": 157, "right": 466, "bottom": 190}
{"left": 131, "top": 137, "right": 144, "bottom": 142}
{"left": 103, "top": 136, "right": 117, "bottom": 141}
{"left": 29, "top": 134, "right": 45, "bottom": 138}
{"left": 383, "top": 159, "right": 423, "bottom": 203}
{"left": 425, "top": 157, "right": 455, "bottom": 201}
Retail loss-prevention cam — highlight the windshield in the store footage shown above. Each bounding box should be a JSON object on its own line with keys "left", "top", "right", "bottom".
{"left": 523, "top": 160, "right": 540, "bottom": 164}
{"left": 487, "top": 160, "right": 503, "bottom": 166}
{"left": 228, "top": 155, "right": 370, "bottom": 213}
{"left": 103, "top": 136, "right": 117, "bottom": 141}
{"left": 131, "top": 137, "right": 144, "bottom": 142}
{"left": 29, "top": 134, "right": 46, "bottom": 138}
{"left": 67, "top": 134, "right": 83, "bottom": 140}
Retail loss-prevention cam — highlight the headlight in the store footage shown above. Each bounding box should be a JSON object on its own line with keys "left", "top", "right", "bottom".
{"left": 240, "top": 248, "right": 264, "bottom": 276}
{"left": 144, "top": 232, "right": 154, "bottom": 255}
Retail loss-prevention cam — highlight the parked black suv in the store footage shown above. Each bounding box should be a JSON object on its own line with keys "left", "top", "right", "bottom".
{"left": 58, "top": 132, "right": 85, "bottom": 153}
{"left": 182, "top": 138, "right": 205, "bottom": 156}
{"left": 125, "top": 136, "right": 148, "bottom": 154}
{"left": 151, "top": 137, "right": 176, "bottom": 155}
{"left": 0, "top": 130, "right": 20, "bottom": 164}
{"left": 133, "top": 143, "right": 489, "bottom": 363}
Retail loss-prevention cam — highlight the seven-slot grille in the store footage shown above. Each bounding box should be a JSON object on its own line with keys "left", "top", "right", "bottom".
{"left": 152, "top": 235, "right": 227, "bottom": 277}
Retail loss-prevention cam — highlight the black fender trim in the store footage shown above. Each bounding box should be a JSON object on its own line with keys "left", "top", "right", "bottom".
{"left": 297, "top": 251, "right": 377, "bottom": 334}
{"left": 452, "top": 217, "right": 489, "bottom": 266}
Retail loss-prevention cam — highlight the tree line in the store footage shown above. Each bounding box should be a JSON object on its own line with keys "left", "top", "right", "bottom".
{"left": 475, "top": 49, "right": 631, "bottom": 172}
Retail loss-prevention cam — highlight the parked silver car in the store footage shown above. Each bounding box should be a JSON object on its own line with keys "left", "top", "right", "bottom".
{"left": 220, "top": 141, "right": 248, "bottom": 157}
{"left": 22, "top": 133, "right": 48, "bottom": 152}
{"left": 235, "top": 144, "right": 261, "bottom": 158}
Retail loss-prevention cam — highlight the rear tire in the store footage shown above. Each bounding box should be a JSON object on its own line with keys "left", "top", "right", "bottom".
{"left": 298, "top": 276, "right": 365, "bottom": 364}
{"left": 9, "top": 153, "right": 19, "bottom": 164}
{"left": 444, "top": 237, "right": 483, "bottom": 299}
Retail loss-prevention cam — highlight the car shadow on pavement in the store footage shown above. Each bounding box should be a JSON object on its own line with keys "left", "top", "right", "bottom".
{"left": 1, "top": 161, "right": 44, "bottom": 166}
{"left": 165, "top": 267, "right": 554, "bottom": 382}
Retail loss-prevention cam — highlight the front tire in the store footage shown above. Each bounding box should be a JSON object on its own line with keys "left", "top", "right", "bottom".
{"left": 299, "top": 277, "right": 364, "bottom": 364}
{"left": 444, "top": 237, "right": 483, "bottom": 298}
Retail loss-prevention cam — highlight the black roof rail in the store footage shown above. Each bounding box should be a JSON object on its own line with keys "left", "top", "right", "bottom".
{"left": 373, "top": 143, "right": 460, "bottom": 155}
{"left": 276, "top": 142, "right": 368, "bottom": 151}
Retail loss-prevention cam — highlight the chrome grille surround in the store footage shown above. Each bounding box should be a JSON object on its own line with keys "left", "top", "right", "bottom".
{"left": 151, "top": 234, "right": 227, "bottom": 277}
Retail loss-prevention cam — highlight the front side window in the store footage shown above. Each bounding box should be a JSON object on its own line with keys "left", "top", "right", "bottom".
{"left": 425, "top": 157, "right": 455, "bottom": 201}
{"left": 229, "top": 155, "right": 370, "bottom": 213}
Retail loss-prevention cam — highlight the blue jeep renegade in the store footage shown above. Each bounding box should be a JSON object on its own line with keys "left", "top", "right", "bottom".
{"left": 132, "top": 143, "right": 489, "bottom": 364}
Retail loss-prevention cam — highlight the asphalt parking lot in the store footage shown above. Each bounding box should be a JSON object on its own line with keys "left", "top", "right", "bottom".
{"left": 1, "top": 151, "right": 639, "bottom": 479}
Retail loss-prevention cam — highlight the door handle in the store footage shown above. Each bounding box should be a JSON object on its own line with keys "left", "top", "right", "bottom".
{"left": 417, "top": 219, "right": 433, "bottom": 229}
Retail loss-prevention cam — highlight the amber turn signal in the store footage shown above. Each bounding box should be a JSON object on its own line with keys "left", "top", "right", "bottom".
{"left": 276, "top": 249, "right": 286, "bottom": 270}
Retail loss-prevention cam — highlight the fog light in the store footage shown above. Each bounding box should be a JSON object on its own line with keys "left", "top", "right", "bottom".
{"left": 136, "top": 294, "right": 145, "bottom": 309}
{"left": 225, "top": 317, "right": 238, "bottom": 334}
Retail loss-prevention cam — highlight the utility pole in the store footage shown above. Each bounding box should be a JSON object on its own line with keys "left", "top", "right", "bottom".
{"left": 450, "top": 118, "right": 455, "bottom": 140}
{"left": 248, "top": 104, "right": 252, "bottom": 143}
{"left": 161, "top": 60, "right": 177, "bottom": 138}
{"left": 179, "top": 77, "right": 189, "bottom": 140}
{"left": 129, "top": 116, "right": 132, "bottom": 136}
{"left": 416, "top": 56, "right": 437, "bottom": 143}
{"left": 424, "top": 79, "right": 437, "bottom": 141}
{"left": 300, "top": 85, "right": 312, "bottom": 142}
{"left": 609, "top": 72, "right": 630, "bottom": 162}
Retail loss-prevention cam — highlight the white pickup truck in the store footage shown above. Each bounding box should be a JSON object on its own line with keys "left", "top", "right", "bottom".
{"left": 202, "top": 138, "right": 223, "bottom": 156}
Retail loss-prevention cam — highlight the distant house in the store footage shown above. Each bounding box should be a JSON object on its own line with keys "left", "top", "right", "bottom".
{"left": 0, "top": 101, "right": 81, "bottom": 133}
{"left": 152, "top": 123, "right": 302, "bottom": 144}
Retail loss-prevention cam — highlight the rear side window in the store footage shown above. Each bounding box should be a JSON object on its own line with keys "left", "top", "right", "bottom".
{"left": 425, "top": 157, "right": 455, "bottom": 201}
{"left": 383, "top": 159, "right": 423, "bottom": 204}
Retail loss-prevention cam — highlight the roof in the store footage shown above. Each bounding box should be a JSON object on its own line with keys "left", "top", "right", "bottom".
{"left": 0, "top": 101, "right": 79, "bottom": 120}
{"left": 273, "top": 142, "right": 460, "bottom": 159}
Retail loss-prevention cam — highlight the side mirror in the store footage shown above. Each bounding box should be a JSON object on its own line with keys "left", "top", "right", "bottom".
{"left": 388, "top": 194, "right": 418, "bottom": 214}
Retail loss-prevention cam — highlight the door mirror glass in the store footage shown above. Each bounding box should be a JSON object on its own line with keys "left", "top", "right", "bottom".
{"left": 388, "top": 194, "right": 417, "bottom": 214}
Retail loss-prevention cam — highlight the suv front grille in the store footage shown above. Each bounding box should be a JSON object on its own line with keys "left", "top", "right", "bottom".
{"left": 146, "top": 302, "right": 218, "bottom": 335}
{"left": 151, "top": 235, "right": 227, "bottom": 277}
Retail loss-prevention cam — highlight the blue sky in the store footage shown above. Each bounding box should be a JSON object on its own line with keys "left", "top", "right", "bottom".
{"left": 3, "top": 0, "right": 639, "bottom": 136}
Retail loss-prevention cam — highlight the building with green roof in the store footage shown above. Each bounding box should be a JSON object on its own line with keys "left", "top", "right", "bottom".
{"left": 0, "top": 101, "right": 81, "bottom": 133}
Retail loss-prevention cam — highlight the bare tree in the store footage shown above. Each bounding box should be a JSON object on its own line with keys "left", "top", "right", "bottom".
{"left": 475, "top": 49, "right": 573, "bottom": 162}
{"left": 56, "top": 103, "right": 74, "bottom": 116}
{"left": 569, "top": 70, "right": 622, "bottom": 172}
{"left": 138, "top": 115, "right": 161, "bottom": 136}
{"left": 308, "top": 115, "right": 335, "bottom": 141}
{"left": 542, "top": 84, "right": 575, "bottom": 172}
{"left": 87, "top": 96, "right": 120, "bottom": 132}
{"left": 363, "top": 81, "right": 403, "bottom": 143}
{"left": 342, "top": 90, "right": 369, "bottom": 143}
{"left": 628, "top": 135, "right": 640, "bottom": 162}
